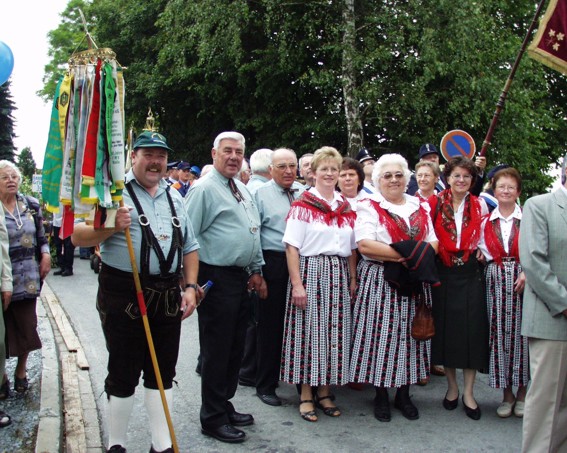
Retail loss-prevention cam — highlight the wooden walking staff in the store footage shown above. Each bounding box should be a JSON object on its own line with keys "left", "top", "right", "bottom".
{"left": 78, "top": 12, "right": 180, "bottom": 452}
{"left": 479, "top": 0, "right": 548, "bottom": 157}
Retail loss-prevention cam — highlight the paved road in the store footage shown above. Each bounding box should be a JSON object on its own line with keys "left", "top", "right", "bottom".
{"left": 46, "top": 258, "right": 523, "bottom": 452}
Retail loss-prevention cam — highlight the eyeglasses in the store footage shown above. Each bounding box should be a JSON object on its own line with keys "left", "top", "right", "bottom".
{"left": 0, "top": 174, "right": 20, "bottom": 182}
{"left": 495, "top": 184, "right": 518, "bottom": 192}
{"left": 450, "top": 174, "right": 472, "bottom": 180}
{"left": 273, "top": 163, "right": 297, "bottom": 171}
{"left": 381, "top": 172, "right": 404, "bottom": 180}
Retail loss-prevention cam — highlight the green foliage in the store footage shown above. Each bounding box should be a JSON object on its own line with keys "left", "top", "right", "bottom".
{"left": 17, "top": 147, "right": 37, "bottom": 180}
{"left": 42, "top": 0, "right": 566, "bottom": 196}
{"left": 0, "top": 81, "right": 17, "bottom": 162}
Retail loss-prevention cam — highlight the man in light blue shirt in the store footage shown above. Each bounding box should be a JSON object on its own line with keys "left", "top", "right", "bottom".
{"left": 73, "top": 131, "right": 200, "bottom": 453}
{"left": 185, "top": 131, "right": 267, "bottom": 444}
{"left": 253, "top": 148, "right": 304, "bottom": 407}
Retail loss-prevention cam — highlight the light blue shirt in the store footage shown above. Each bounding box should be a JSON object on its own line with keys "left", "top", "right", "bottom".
{"left": 246, "top": 174, "right": 270, "bottom": 194}
{"left": 185, "top": 168, "right": 264, "bottom": 273}
{"left": 254, "top": 180, "right": 305, "bottom": 252}
{"left": 101, "top": 170, "right": 199, "bottom": 274}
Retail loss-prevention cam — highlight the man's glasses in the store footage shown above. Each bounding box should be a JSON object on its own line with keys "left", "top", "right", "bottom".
{"left": 273, "top": 163, "right": 297, "bottom": 171}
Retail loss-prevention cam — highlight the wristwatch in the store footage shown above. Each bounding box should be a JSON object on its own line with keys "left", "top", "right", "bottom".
{"left": 185, "top": 283, "right": 198, "bottom": 290}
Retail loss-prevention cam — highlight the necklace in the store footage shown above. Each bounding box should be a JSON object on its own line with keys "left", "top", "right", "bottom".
{"left": 6, "top": 201, "right": 23, "bottom": 230}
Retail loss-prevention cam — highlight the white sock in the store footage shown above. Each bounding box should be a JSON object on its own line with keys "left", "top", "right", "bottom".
{"left": 145, "top": 387, "right": 173, "bottom": 452}
{"left": 107, "top": 394, "right": 135, "bottom": 449}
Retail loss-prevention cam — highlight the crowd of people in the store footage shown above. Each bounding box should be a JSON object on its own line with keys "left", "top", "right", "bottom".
{"left": 1, "top": 130, "right": 566, "bottom": 453}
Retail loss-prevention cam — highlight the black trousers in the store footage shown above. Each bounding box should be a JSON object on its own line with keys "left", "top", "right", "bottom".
{"left": 53, "top": 226, "right": 75, "bottom": 271}
{"left": 198, "top": 262, "right": 251, "bottom": 429}
{"left": 256, "top": 250, "right": 289, "bottom": 395}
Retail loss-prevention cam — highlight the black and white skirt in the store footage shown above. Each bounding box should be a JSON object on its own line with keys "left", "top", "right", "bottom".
{"left": 350, "top": 259, "right": 430, "bottom": 387}
{"left": 280, "top": 254, "right": 352, "bottom": 386}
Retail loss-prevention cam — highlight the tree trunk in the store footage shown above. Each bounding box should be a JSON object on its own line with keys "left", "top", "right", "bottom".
{"left": 342, "top": 0, "right": 364, "bottom": 158}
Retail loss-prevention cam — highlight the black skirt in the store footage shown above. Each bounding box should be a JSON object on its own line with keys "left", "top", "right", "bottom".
{"left": 431, "top": 254, "right": 489, "bottom": 371}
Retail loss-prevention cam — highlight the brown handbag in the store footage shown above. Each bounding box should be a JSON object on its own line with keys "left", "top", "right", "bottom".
{"left": 411, "top": 300, "right": 435, "bottom": 341}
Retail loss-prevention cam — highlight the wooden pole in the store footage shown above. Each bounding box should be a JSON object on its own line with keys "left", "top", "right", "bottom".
{"left": 479, "top": 0, "right": 548, "bottom": 157}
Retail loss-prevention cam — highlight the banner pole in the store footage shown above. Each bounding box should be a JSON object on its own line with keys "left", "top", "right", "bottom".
{"left": 479, "top": 0, "right": 548, "bottom": 157}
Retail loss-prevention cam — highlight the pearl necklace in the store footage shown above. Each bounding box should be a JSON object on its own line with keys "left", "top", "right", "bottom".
{"left": 6, "top": 202, "right": 23, "bottom": 230}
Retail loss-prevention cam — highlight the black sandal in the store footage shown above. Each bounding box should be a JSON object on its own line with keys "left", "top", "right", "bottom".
{"left": 315, "top": 394, "right": 341, "bottom": 417}
{"left": 0, "top": 410, "right": 11, "bottom": 428}
{"left": 14, "top": 376, "right": 29, "bottom": 394}
{"left": 299, "top": 399, "right": 318, "bottom": 422}
{"left": 0, "top": 378, "right": 10, "bottom": 400}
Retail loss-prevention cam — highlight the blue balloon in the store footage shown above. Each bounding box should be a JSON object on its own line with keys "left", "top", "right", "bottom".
{"left": 0, "top": 41, "right": 15, "bottom": 86}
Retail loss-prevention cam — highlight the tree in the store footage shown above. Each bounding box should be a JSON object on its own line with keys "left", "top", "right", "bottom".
{"left": 17, "top": 147, "right": 37, "bottom": 180}
{"left": 0, "top": 80, "right": 17, "bottom": 162}
{"left": 42, "top": 0, "right": 566, "bottom": 196}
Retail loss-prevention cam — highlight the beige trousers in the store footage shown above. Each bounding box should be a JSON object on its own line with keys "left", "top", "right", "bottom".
{"left": 522, "top": 338, "right": 567, "bottom": 453}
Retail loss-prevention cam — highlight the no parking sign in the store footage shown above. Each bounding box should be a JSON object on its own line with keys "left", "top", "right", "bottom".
{"left": 440, "top": 130, "right": 476, "bottom": 161}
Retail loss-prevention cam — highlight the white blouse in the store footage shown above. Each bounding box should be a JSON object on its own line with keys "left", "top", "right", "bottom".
{"left": 478, "top": 204, "right": 522, "bottom": 261}
{"left": 453, "top": 193, "right": 489, "bottom": 248}
{"left": 283, "top": 188, "right": 356, "bottom": 257}
{"left": 355, "top": 194, "right": 437, "bottom": 261}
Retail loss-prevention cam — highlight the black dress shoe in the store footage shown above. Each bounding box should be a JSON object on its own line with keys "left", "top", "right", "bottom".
{"left": 107, "top": 446, "right": 126, "bottom": 453}
{"left": 61, "top": 269, "right": 73, "bottom": 277}
{"left": 257, "top": 392, "right": 282, "bottom": 406}
{"left": 442, "top": 393, "right": 459, "bottom": 410}
{"left": 201, "top": 424, "right": 246, "bottom": 443}
{"left": 394, "top": 388, "right": 419, "bottom": 420}
{"left": 462, "top": 396, "right": 481, "bottom": 420}
{"left": 149, "top": 447, "right": 173, "bottom": 453}
{"left": 238, "top": 377, "right": 255, "bottom": 387}
{"left": 228, "top": 411, "right": 254, "bottom": 426}
{"left": 53, "top": 269, "right": 64, "bottom": 276}
{"left": 374, "top": 389, "right": 391, "bottom": 422}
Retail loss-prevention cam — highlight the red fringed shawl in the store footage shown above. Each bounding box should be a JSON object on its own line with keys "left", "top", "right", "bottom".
{"left": 287, "top": 191, "right": 356, "bottom": 228}
{"left": 429, "top": 190, "right": 482, "bottom": 267}
{"left": 368, "top": 199, "right": 429, "bottom": 243}
{"left": 483, "top": 216, "right": 520, "bottom": 265}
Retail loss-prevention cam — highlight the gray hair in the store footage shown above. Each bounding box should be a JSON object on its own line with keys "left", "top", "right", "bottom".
{"left": 372, "top": 153, "right": 411, "bottom": 192}
{"left": 0, "top": 160, "right": 22, "bottom": 184}
{"left": 250, "top": 148, "right": 274, "bottom": 173}
{"left": 213, "top": 131, "right": 245, "bottom": 150}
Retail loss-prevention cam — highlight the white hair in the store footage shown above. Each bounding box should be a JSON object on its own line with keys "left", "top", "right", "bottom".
{"left": 372, "top": 153, "right": 411, "bottom": 192}
{"left": 213, "top": 131, "right": 245, "bottom": 150}
{"left": 250, "top": 148, "right": 273, "bottom": 173}
{"left": 0, "top": 160, "right": 22, "bottom": 183}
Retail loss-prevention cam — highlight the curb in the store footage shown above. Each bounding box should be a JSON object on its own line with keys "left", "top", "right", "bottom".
{"left": 38, "top": 282, "right": 103, "bottom": 453}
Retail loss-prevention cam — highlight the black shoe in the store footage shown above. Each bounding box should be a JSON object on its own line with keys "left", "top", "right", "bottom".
{"left": 107, "top": 446, "right": 126, "bottom": 453}
{"left": 442, "top": 392, "right": 459, "bottom": 410}
{"left": 53, "top": 269, "right": 64, "bottom": 276}
{"left": 394, "top": 387, "right": 419, "bottom": 420}
{"left": 61, "top": 269, "right": 73, "bottom": 277}
{"left": 228, "top": 411, "right": 254, "bottom": 426}
{"left": 373, "top": 389, "right": 391, "bottom": 422}
{"left": 149, "top": 447, "right": 173, "bottom": 453}
{"left": 462, "top": 396, "right": 481, "bottom": 420}
{"left": 195, "top": 364, "right": 201, "bottom": 376}
{"left": 238, "top": 377, "right": 255, "bottom": 387}
{"left": 201, "top": 424, "right": 246, "bottom": 443}
{"left": 256, "top": 392, "right": 282, "bottom": 407}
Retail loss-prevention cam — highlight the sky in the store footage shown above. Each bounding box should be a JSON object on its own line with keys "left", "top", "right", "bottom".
{"left": 2, "top": 0, "right": 70, "bottom": 169}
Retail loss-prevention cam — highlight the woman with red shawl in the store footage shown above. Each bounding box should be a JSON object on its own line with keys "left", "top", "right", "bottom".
{"left": 429, "top": 156, "right": 489, "bottom": 421}
{"left": 478, "top": 167, "right": 528, "bottom": 418}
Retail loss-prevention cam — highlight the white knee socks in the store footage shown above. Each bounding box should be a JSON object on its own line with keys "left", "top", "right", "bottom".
{"left": 107, "top": 394, "right": 135, "bottom": 449}
{"left": 144, "top": 387, "right": 173, "bottom": 452}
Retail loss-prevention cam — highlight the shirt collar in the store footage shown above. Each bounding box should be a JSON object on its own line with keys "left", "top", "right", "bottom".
{"left": 490, "top": 203, "right": 522, "bottom": 221}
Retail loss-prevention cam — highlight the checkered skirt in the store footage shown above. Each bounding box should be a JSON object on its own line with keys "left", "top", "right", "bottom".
{"left": 280, "top": 254, "right": 352, "bottom": 386}
{"left": 349, "top": 259, "right": 430, "bottom": 387}
{"left": 485, "top": 261, "right": 530, "bottom": 388}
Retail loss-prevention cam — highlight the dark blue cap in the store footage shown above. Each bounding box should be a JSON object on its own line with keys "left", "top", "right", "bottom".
{"left": 177, "top": 161, "right": 191, "bottom": 171}
{"left": 356, "top": 147, "right": 375, "bottom": 163}
{"left": 487, "top": 164, "right": 510, "bottom": 180}
{"left": 418, "top": 144, "right": 439, "bottom": 159}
